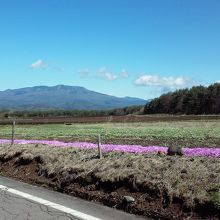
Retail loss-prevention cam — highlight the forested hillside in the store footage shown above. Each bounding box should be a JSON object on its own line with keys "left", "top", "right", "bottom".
{"left": 144, "top": 83, "right": 220, "bottom": 114}
{"left": 0, "top": 85, "right": 146, "bottom": 110}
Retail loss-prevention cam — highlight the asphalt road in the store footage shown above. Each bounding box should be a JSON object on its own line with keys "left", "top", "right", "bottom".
{"left": 0, "top": 176, "right": 146, "bottom": 220}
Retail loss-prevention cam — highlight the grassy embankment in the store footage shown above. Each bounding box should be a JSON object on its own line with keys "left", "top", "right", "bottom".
{"left": 0, "top": 143, "right": 219, "bottom": 219}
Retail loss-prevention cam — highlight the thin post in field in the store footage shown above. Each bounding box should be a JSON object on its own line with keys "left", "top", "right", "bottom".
{"left": 97, "top": 134, "right": 102, "bottom": 159}
{"left": 11, "top": 120, "right": 16, "bottom": 145}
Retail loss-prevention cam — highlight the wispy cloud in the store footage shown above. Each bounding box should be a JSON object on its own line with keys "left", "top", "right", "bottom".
{"left": 134, "top": 74, "right": 190, "bottom": 92}
{"left": 78, "top": 68, "right": 89, "bottom": 78}
{"left": 120, "top": 69, "right": 129, "bottom": 78}
{"left": 97, "top": 67, "right": 128, "bottom": 81}
{"left": 97, "top": 67, "right": 118, "bottom": 81}
{"left": 29, "top": 59, "right": 47, "bottom": 69}
{"left": 54, "top": 67, "right": 65, "bottom": 72}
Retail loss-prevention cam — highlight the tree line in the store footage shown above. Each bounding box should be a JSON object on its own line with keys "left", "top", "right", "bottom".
{"left": 2, "top": 105, "right": 143, "bottom": 118}
{"left": 144, "top": 83, "right": 220, "bottom": 114}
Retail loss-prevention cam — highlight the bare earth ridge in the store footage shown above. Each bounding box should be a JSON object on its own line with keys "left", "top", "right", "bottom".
{"left": 0, "top": 143, "right": 219, "bottom": 219}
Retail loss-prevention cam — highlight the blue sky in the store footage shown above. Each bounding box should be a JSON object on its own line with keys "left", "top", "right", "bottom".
{"left": 0, "top": 0, "right": 220, "bottom": 99}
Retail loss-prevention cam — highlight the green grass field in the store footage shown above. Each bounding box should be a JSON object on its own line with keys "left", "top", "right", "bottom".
{"left": 0, "top": 120, "right": 220, "bottom": 147}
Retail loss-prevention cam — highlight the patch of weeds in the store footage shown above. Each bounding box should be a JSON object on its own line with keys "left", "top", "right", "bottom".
{"left": 173, "top": 178, "right": 181, "bottom": 188}
{"left": 208, "top": 185, "right": 220, "bottom": 209}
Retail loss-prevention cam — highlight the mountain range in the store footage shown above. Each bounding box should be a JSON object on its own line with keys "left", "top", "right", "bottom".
{"left": 0, "top": 85, "right": 147, "bottom": 110}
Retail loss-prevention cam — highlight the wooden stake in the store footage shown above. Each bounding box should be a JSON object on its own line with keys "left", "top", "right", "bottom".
{"left": 97, "top": 134, "right": 102, "bottom": 159}
{"left": 11, "top": 120, "right": 15, "bottom": 145}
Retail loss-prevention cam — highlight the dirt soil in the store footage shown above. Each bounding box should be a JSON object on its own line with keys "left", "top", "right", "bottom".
{"left": 0, "top": 145, "right": 219, "bottom": 220}
{"left": 1, "top": 115, "right": 220, "bottom": 125}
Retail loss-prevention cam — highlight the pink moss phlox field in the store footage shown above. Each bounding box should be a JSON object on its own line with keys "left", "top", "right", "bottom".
{"left": 0, "top": 139, "right": 220, "bottom": 157}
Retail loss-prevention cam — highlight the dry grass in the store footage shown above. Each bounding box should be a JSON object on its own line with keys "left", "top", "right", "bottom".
{"left": 0, "top": 143, "right": 219, "bottom": 211}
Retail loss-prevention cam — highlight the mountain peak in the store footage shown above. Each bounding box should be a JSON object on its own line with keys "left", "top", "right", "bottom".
{"left": 0, "top": 85, "right": 147, "bottom": 110}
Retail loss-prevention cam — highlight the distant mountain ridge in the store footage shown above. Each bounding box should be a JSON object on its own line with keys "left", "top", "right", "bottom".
{"left": 0, "top": 85, "right": 147, "bottom": 110}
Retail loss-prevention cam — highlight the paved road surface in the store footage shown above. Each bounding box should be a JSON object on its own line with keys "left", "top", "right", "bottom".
{"left": 0, "top": 176, "right": 146, "bottom": 220}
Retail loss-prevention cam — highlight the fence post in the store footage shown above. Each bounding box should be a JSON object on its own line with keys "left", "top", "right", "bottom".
{"left": 97, "top": 134, "right": 102, "bottom": 159}
{"left": 11, "top": 120, "right": 15, "bottom": 145}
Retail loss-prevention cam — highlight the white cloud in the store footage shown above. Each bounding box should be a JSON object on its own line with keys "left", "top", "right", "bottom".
{"left": 103, "top": 72, "right": 118, "bottom": 81}
{"left": 29, "top": 59, "right": 46, "bottom": 69}
{"left": 78, "top": 68, "right": 89, "bottom": 77}
{"left": 134, "top": 75, "right": 188, "bottom": 89}
{"left": 216, "top": 80, "right": 220, "bottom": 83}
{"left": 97, "top": 67, "right": 129, "bottom": 81}
{"left": 97, "top": 67, "right": 118, "bottom": 81}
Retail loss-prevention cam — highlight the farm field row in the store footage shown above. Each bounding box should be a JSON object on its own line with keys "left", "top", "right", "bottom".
{"left": 1, "top": 139, "right": 220, "bottom": 157}
{"left": 0, "top": 120, "right": 220, "bottom": 147}
{"left": 1, "top": 115, "right": 220, "bottom": 124}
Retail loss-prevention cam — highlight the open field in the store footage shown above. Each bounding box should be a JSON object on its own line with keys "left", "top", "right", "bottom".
{"left": 0, "top": 120, "right": 220, "bottom": 147}
{"left": 0, "top": 143, "right": 219, "bottom": 219}
{"left": 0, "top": 117, "right": 219, "bottom": 219}
{"left": 1, "top": 115, "right": 220, "bottom": 124}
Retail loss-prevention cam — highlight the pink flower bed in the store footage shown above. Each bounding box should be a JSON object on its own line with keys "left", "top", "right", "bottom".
{"left": 0, "top": 139, "right": 220, "bottom": 158}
